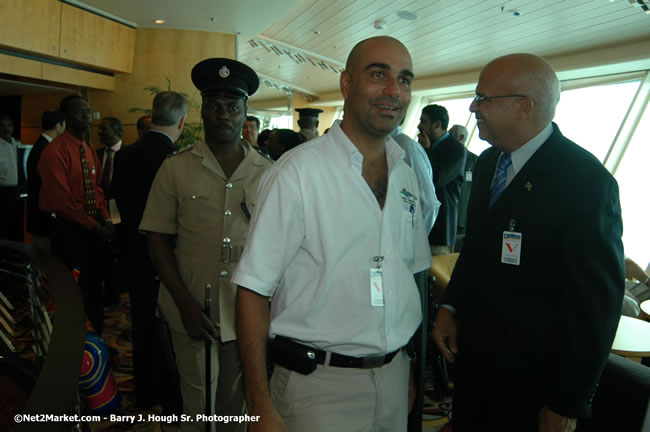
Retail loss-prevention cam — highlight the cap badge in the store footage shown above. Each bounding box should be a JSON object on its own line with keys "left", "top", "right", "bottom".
{"left": 219, "top": 66, "right": 230, "bottom": 78}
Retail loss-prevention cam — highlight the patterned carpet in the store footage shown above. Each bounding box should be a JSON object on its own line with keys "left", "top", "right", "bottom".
{"left": 91, "top": 293, "right": 453, "bottom": 431}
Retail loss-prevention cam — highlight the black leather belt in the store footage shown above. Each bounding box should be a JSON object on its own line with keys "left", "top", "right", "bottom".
{"left": 270, "top": 336, "right": 400, "bottom": 371}
{"left": 321, "top": 349, "right": 400, "bottom": 369}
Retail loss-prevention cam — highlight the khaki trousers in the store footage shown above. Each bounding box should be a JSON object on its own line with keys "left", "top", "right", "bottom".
{"left": 270, "top": 349, "right": 410, "bottom": 432}
{"left": 170, "top": 330, "right": 246, "bottom": 432}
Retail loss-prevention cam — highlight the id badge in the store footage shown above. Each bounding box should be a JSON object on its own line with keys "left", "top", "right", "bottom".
{"left": 501, "top": 231, "right": 522, "bottom": 265}
{"left": 370, "top": 268, "right": 384, "bottom": 307}
{"left": 465, "top": 170, "right": 472, "bottom": 182}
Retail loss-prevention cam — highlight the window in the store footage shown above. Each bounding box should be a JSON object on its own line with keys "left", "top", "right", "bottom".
{"left": 553, "top": 81, "right": 640, "bottom": 162}
{"left": 614, "top": 102, "right": 650, "bottom": 269}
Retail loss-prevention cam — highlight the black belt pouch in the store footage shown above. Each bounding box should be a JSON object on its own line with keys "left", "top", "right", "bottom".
{"left": 269, "top": 336, "right": 318, "bottom": 375}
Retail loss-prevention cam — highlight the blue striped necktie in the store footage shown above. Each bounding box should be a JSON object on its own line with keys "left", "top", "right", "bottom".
{"left": 488, "top": 153, "right": 511, "bottom": 208}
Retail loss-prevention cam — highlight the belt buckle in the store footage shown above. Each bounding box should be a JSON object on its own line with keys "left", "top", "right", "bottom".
{"left": 360, "top": 355, "right": 385, "bottom": 369}
{"left": 221, "top": 245, "right": 232, "bottom": 263}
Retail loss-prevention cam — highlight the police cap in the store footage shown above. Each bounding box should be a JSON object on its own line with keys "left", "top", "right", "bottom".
{"left": 295, "top": 108, "right": 323, "bottom": 119}
{"left": 191, "top": 58, "right": 259, "bottom": 100}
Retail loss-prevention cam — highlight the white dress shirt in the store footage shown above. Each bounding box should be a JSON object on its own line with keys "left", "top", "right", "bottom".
{"left": 0, "top": 136, "right": 19, "bottom": 186}
{"left": 232, "top": 120, "right": 432, "bottom": 356}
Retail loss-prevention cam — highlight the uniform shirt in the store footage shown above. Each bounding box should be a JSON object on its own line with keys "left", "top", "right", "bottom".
{"left": 232, "top": 120, "right": 432, "bottom": 357}
{"left": 38, "top": 130, "right": 110, "bottom": 230}
{"left": 139, "top": 139, "right": 272, "bottom": 342}
{"left": 298, "top": 128, "right": 317, "bottom": 141}
{"left": 0, "top": 136, "right": 19, "bottom": 186}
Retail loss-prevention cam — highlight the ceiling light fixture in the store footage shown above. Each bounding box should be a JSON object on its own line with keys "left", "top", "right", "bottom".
{"left": 312, "top": 29, "right": 321, "bottom": 35}
{"left": 397, "top": 10, "right": 418, "bottom": 21}
{"left": 153, "top": 19, "right": 166, "bottom": 24}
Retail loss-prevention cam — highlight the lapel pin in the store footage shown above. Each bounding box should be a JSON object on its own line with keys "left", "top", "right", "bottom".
{"left": 525, "top": 181, "right": 532, "bottom": 192}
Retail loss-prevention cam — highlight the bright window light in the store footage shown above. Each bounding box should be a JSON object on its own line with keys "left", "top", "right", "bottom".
{"left": 554, "top": 81, "right": 640, "bottom": 162}
{"left": 614, "top": 102, "right": 650, "bottom": 269}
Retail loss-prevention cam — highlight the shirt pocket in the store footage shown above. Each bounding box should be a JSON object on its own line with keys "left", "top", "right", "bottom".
{"left": 178, "top": 185, "right": 218, "bottom": 231}
{"left": 399, "top": 207, "right": 417, "bottom": 264}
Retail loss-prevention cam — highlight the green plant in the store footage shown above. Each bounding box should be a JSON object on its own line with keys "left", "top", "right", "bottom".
{"left": 128, "top": 77, "right": 203, "bottom": 148}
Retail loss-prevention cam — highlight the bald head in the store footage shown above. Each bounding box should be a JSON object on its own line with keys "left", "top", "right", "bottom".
{"left": 481, "top": 53, "right": 560, "bottom": 123}
{"left": 340, "top": 36, "right": 413, "bottom": 145}
{"left": 345, "top": 36, "right": 410, "bottom": 72}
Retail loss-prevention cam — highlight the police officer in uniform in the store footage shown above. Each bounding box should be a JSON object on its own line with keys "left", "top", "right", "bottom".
{"left": 295, "top": 108, "right": 323, "bottom": 141}
{"left": 139, "top": 58, "right": 272, "bottom": 432}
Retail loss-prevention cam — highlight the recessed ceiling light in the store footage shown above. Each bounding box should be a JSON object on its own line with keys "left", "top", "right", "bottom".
{"left": 397, "top": 10, "right": 418, "bottom": 21}
{"left": 509, "top": 10, "right": 522, "bottom": 17}
{"left": 312, "top": 29, "right": 321, "bottom": 35}
{"left": 153, "top": 19, "right": 166, "bottom": 24}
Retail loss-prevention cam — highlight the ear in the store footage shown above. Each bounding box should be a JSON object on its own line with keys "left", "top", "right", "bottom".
{"left": 517, "top": 96, "right": 534, "bottom": 119}
{"left": 340, "top": 70, "right": 351, "bottom": 100}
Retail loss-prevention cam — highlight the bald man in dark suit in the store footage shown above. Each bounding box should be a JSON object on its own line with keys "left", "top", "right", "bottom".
{"left": 433, "top": 54, "right": 624, "bottom": 432}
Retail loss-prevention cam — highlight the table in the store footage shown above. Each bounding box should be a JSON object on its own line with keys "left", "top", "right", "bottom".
{"left": 611, "top": 315, "right": 650, "bottom": 362}
{"left": 640, "top": 299, "right": 650, "bottom": 321}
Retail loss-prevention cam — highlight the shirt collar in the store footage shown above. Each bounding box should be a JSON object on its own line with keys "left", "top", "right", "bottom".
{"left": 108, "top": 140, "right": 122, "bottom": 152}
{"left": 509, "top": 122, "right": 553, "bottom": 176}
{"left": 330, "top": 120, "right": 406, "bottom": 173}
{"left": 42, "top": 133, "right": 54, "bottom": 143}
{"left": 431, "top": 131, "right": 450, "bottom": 150}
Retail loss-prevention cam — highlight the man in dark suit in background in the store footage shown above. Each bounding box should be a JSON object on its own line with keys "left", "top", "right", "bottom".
{"left": 432, "top": 54, "right": 624, "bottom": 432}
{"left": 113, "top": 91, "right": 187, "bottom": 414}
{"left": 418, "top": 104, "right": 466, "bottom": 254}
{"left": 449, "top": 124, "right": 477, "bottom": 237}
{"left": 26, "top": 109, "right": 65, "bottom": 252}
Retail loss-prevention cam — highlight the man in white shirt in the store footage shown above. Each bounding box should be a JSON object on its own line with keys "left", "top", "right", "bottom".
{"left": 234, "top": 36, "right": 431, "bottom": 432}
{"left": 0, "top": 114, "right": 22, "bottom": 240}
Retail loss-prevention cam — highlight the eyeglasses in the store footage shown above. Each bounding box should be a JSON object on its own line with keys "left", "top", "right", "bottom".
{"left": 473, "top": 94, "right": 527, "bottom": 105}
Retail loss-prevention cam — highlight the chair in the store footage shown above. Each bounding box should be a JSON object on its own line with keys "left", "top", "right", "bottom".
{"left": 429, "top": 253, "right": 459, "bottom": 302}
{"left": 576, "top": 354, "right": 650, "bottom": 432}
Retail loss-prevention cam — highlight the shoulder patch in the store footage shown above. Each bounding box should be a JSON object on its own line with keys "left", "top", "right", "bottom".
{"left": 166, "top": 144, "right": 194, "bottom": 158}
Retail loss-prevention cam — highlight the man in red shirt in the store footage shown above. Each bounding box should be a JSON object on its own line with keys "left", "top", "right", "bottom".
{"left": 38, "top": 95, "right": 115, "bottom": 334}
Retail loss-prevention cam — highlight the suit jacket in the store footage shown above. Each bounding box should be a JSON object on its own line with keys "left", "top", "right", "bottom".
{"left": 444, "top": 124, "right": 624, "bottom": 419}
{"left": 113, "top": 131, "right": 176, "bottom": 236}
{"left": 456, "top": 151, "right": 478, "bottom": 235}
{"left": 26, "top": 135, "right": 50, "bottom": 236}
{"left": 426, "top": 134, "right": 466, "bottom": 247}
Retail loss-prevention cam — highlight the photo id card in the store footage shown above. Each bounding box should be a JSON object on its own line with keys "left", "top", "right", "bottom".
{"left": 370, "top": 268, "right": 384, "bottom": 307}
{"left": 501, "top": 231, "right": 522, "bottom": 266}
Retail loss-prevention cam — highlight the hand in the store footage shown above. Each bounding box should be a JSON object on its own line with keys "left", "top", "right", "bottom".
{"left": 431, "top": 307, "right": 458, "bottom": 363}
{"left": 538, "top": 406, "right": 576, "bottom": 432}
{"left": 250, "top": 406, "right": 287, "bottom": 432}
{"left": 417, "top": 132, "right": 431, "bottom": 149}
{"left": 104, "top": 220, "right": 117, "bottom": 236}
{"left": 178, "top": 297, "right": 218, "bottom": 342}
{"left": 94, "top": 222, "right": 116, "bottom": 243}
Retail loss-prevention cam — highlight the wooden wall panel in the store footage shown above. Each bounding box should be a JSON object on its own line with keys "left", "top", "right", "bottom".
{"left": 0, "top": 0, "right": 60, "bottom": 57}
{"left": 59, "top": 3, "right": 135, "bottom": 73}
{"left": 0, "top": 54, "right": 42, "bottom": 80}
{"left": 42, "top": 63, "right": 115, "bottom": 90}
{"left": 89, "top": 28, "right": 236, "bottom": 130}
{"left": 20, "top": 93, "right": 75, "bottom": 145}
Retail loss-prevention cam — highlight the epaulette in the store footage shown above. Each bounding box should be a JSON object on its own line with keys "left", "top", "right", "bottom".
{"left": 254, "top": 146, "right": 274, "bottom": 163}
{"left": 166, "top": 144, "right": 194, "bottom": 158}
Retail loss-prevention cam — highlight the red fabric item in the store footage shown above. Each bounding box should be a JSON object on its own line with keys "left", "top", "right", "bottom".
{"left": 38, "top": 130, "right": 109, "bottom": 230}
